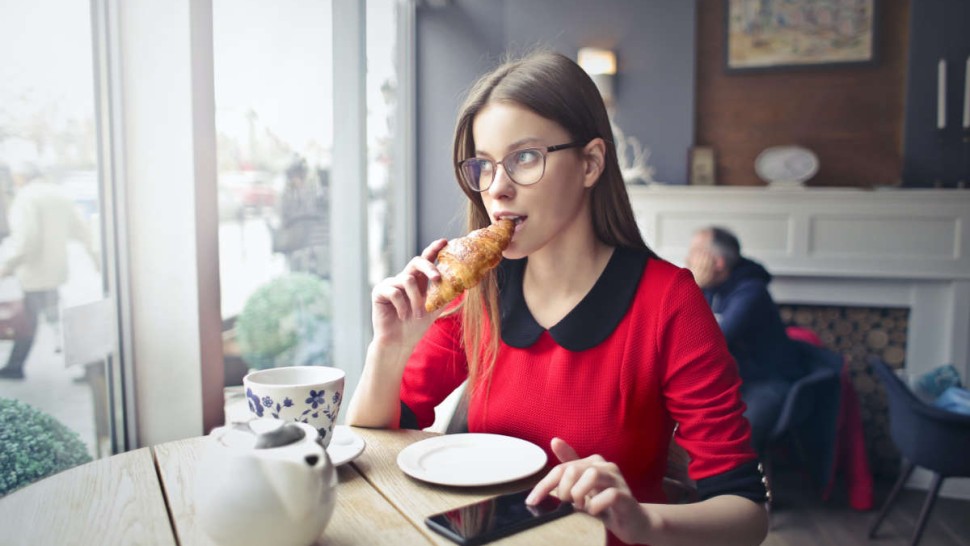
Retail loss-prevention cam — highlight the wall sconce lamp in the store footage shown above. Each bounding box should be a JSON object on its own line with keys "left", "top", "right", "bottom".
{"left": 577, "top": 47, "right": 617, "bottom": 106}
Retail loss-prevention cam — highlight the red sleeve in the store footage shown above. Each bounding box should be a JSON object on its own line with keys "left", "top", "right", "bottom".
{"left": 399, "top": 309, "right": 469, "bottom": 429}
{"left": 658, "top": 268, "right": 757, "bottom": 480}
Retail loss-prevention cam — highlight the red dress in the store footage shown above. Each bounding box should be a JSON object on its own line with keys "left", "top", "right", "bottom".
{"left": 400, "top": 248, "right": 759, "bottom": 509}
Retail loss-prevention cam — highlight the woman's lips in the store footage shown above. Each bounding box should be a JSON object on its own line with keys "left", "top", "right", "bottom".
{"left": 497, "top": 215, "right": 526, "bottom": 236}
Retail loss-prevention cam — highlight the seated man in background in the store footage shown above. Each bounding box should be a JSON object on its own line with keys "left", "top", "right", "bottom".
{"left": 686, "top": 226, "right": 807, "bottom": 454}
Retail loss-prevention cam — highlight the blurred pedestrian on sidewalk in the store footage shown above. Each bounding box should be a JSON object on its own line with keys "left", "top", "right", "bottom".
{"left": 0, "top": 163, "right": 98, "bottom": 380}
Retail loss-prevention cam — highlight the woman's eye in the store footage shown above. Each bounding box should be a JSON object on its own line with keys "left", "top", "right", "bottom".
{"left": 514, "top": 150, "right": 540, "bottom": 166}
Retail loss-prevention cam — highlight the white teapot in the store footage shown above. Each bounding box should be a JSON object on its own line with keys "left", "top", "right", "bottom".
{"left": 196, "top": 420, "right": 337, "bottom": 546}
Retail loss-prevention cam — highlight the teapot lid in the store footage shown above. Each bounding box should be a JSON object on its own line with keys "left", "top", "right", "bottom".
{"left": 216, "top": 420, "right": 308, "bottom": 450}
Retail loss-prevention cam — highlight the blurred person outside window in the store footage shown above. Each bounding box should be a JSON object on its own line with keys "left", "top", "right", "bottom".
{"left": 0, "top": 168, "right": 12, "bottom": 242}
{"left": 0, "top": 163, "right": 98, "bottom": 380}
{"left": 272, "top": 156, "right": 329, "bottom": 278}
{"left": 686, "top": 226, "right": 807, "bottom": 454}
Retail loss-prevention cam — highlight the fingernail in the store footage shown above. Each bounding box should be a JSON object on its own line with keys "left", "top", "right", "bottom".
{"left": 525, "top": 493, "right": 535, "bottom": 504}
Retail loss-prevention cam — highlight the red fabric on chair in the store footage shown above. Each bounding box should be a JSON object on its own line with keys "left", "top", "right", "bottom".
{"left": 785, "top": 325, "right": 822, "bottom": 347}
{"left": 785, "top": 326, "right": 874, "bottom": 511}
{"left": 828, "top": 364, "right": 875, "bottom": 510}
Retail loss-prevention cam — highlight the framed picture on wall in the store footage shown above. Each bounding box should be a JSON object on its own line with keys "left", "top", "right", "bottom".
{"left": 725, "top": 0, "right": 878, "bottom": 72}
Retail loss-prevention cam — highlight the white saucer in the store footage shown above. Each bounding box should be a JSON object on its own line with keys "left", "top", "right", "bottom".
{"left": 327, "top": 425, "right": 365, "bottom": 466}
{"left": 396, "top": 433, "right": 547, "bottom": 487}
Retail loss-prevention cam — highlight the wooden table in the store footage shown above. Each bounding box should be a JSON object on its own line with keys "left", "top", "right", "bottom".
{"left": 0, "top": 427, "right": 605, "bottom": 545}
{"left": 0, "top": 448, "right": 176, "bottom": 545}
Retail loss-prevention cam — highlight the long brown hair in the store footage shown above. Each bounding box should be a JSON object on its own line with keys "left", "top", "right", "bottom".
{"left": 450, "top": 50, "right": 653, "bottom": 401}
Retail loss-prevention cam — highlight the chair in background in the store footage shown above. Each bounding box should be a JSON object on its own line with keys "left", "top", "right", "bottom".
{"left": 443, "top": 383, "right": 469, "bottom": 435}
{"left": 868, "top": 358, "right": 970, "bottom": 546}
{"left": 662, "top": 431, "right": 700, "bottom": 504}
{"left": 762, "top": 339, "right": 842, "bottom": 501}
{"left": 772, "top": 327, "right": 874, "bottom": 511}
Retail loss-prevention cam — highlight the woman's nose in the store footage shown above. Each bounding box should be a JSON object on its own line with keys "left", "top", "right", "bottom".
{"left": 487, "top": 165, "right": 515, "bottom": 199}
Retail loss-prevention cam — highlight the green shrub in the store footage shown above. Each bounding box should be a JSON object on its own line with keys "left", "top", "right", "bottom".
{"left": 236, "top": 272, "right": 332, "bottom": 370}
{"left": 0, "top": 398, "right": 92, "bottom": 497}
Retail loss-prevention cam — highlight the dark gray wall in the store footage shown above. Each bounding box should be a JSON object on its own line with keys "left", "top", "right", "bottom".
{"left": 416, "top": 1, "right": 507, "bottom": 245}
{"left": 416, "top": 0, "right": 696, "bottom": 247}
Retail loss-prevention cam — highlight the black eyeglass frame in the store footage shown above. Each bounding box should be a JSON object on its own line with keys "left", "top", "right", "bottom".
{"left": 457, "top": 140, "right": 587, "bottom": 192}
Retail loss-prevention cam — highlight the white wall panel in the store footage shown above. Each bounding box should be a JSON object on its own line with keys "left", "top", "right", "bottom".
{"left": 809, "top": 216, "right": 958, "bottom": 259}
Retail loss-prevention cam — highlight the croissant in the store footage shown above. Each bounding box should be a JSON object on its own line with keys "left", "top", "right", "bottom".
{"left": 425, "top": 219, "right": 515, "bottom": 312}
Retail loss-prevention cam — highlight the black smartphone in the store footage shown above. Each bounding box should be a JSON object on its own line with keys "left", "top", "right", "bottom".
{"left": 424, "top": 489, "right": 574, "bottom": 546}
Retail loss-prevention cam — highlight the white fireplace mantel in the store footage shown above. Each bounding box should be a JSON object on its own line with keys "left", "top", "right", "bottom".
{"left": 628, "top": 185, "right": 970, "bottom": 498}
{"left": 628, "top": 186, "right": 970, "bottom": 282}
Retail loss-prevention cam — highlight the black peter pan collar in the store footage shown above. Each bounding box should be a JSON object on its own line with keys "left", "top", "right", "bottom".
{"left": 499, "top": 246, "right": 650, "bottom": 351}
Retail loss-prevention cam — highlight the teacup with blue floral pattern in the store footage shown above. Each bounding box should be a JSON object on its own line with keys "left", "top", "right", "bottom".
{"left": 243, "top": 366, "right": 345, "bottom": 448}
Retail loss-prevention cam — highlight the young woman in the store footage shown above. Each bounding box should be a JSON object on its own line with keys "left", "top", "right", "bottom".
{"left": 347, "top": 51, "right": 768, "bottom": 546}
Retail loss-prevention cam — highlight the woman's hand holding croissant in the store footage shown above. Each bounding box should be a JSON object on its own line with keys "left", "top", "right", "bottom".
{"left": 371, "top": 219, "right": 512, "bottom": 350}
{"left": 371, "top": 238, "right": 448, "bottom": 349}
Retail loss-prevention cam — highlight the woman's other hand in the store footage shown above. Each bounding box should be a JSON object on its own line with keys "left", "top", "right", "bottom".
{"left": 527, "top": 438, "right": 652, "bottom": 545}
{"left": 371, "top": 238, "right": 448, "bottom": 349}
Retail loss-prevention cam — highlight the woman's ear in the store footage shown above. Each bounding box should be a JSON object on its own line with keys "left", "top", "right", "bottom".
{"left": 582, "top": 138, "right": 607, "bottom": 188}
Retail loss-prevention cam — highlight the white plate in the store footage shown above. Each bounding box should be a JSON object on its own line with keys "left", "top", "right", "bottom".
{"left": 396, "top": 433, "right": 547, "bottom": 487}
{"left": 754, "top": 145, "right": 819, "bottom": 186}
{"left": 327, "top": 425, "right": 365, "bottom": 466}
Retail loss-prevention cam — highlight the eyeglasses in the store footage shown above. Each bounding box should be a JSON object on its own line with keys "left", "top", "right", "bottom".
{"left": 458, "top": 141, "right": 586, "bottom": 192}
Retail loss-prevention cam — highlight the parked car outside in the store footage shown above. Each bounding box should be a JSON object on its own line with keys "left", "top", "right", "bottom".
{"left": 218, "top": 170, "right": 278, "bottom": 221}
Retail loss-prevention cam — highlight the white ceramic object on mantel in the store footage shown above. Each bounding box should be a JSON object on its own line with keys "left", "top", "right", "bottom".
{"left": 754, "top": 145, "right": 819, "bottom": 188}
{"left": 196, "top": 420, "right": 337, "bottom": 546}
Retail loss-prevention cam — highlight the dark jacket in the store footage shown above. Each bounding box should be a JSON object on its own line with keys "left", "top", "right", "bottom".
{"left": 702, "top": 257, "right": 806, "bottom": 383}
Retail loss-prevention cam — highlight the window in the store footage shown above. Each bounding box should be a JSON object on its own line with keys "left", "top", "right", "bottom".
{"left": 0, "top": 0, "right": 119, "bottom": 481}
{"left": 216, "top": 0, "right": 413, "bottom": 423}
{"left": 368, "top": 0, "right": 413, "bottom": 286}
{"left": 0, "top": 0, "right": 415, "bottom": 457}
